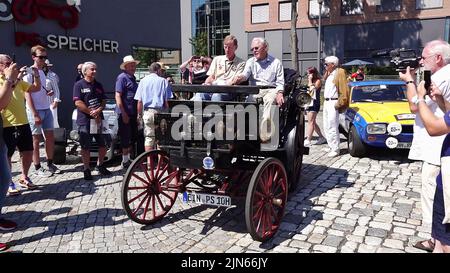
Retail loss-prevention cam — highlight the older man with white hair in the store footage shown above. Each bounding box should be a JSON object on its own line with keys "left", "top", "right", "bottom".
{"left": 73, "top": 61, "right": 112, "bottom": 180}
{"left": 232, "top": 37, "right": 285, "bottom": 142}
{"left": 399, "top": 39, "right": 450, "bottom": 252}
{"left": 322, "top": 56, "right": 349, "bottom": 157}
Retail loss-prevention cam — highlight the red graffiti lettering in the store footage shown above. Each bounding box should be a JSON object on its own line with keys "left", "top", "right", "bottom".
{"left": 15, "top": 31, "right": 45, "bottom": 47}
{"left": 12, "top": 0, "right": 79, "bottom": 29}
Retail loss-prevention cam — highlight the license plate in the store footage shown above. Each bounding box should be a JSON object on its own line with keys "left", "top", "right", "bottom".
{"left": 182, "top": 192, "right": 232, "bottom": 207}
{"left": 396, "top": 142, "right": 411, "bottom": 149}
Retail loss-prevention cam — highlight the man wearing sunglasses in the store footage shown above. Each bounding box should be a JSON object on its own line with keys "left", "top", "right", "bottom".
{"left": 23, "top": 45, "right": 61, "bottom": 177}
{"left": 231, "top": 37, "right": 285, "bottom": 143}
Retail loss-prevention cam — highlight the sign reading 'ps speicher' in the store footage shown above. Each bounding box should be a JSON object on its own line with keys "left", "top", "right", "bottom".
{"left": 1, "top": 0, "right": 119, "bottom": 53}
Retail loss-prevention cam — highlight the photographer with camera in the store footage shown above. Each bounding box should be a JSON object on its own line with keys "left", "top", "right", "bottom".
{"left": 399, "top": 39, "right": 450, "bottom": 252}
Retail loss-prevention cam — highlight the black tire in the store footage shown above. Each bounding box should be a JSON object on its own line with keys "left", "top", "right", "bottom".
{"left": 121, "top": 150, "right": 179, "bottom": 225}
{"left": 245, "top": 158, "right": 288, "bottom": 242}
{"left": 348, "top": 125, "right": 367, "bottom": 157}
{"left": 284, "top": 112, "right": 305, "bottom": 192}
{"left": 53, "top": 144, "right": 66, "bottom": 164}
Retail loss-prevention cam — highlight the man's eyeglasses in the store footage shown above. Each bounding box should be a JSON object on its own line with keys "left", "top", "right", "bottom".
{"left": 421, "top": 54, "right": 436, "bottom": 61}
{"left": 251, "top": 47, "right": 260, "bottom": 51}
{"left": 34, "top": 55, "right": 48, "bottom": 60}
{"left": 0, "top": 62, "right": 12, "bottom": 67}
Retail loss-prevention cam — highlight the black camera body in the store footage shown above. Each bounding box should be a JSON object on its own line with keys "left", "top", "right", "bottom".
{"left": 373, "top": 48, "right": 421, "bottom": 71}
{"left": 389, "top": 48, "right": 420, "bottom": 70}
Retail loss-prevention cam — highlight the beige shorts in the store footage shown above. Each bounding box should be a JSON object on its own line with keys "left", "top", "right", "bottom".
{"left": 143, "top": 109, "right": 159, "bottom": 147}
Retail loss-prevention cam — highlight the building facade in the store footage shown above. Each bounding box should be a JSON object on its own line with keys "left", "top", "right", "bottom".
{"left": 245, "top": 0, "right": 450, "bottom": 72}
{"left": 1, "top": 0, "right": 181, "bottom": 129}
{"left": 181, "top": 0, "right": 247, "bottom": 62}
{"left": 181, "top": 0, "right": 450, "bottom": 73}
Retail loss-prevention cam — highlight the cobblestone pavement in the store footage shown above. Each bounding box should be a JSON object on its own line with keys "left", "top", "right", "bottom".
{"left": 1, "top": 114, "right": 429, "bottom": 253}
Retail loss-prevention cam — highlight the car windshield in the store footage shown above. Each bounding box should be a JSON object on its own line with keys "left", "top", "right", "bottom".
{"left": 351, "top": 84, "right": 407, "bottom": 102}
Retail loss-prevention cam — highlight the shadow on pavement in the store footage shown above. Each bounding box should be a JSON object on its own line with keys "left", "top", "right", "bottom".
{"left": 138, "top": 163, "right": 350, "bottom": 250}
{"left": 3, "top": 207, "right": 127, "bottom": 248}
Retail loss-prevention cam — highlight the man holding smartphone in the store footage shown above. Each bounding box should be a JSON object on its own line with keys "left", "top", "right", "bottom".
{"left": 399, "top": 39, "right": 450, "bottom": 252}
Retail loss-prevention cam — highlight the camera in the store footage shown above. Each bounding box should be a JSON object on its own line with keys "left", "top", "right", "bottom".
{"left": 373, "top": 48, "right": 421, "bottom": 71}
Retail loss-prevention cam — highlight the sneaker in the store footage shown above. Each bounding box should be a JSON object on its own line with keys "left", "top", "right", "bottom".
{"left": 18, "top": 177, "right": 38, "bottom": 190}
{"left": 314, "top": 137, "right": 327, "bottom": 145}
{"left": 7, "top": 182, "right": 21, "bottom": 196}
{"left": 0, "top": 219, "right": 17, "bottom": 231}
{"left": 48, "top": 163, "right": 62, "bottom": 174}
{"left": 95, "top": 165, "right": 112, "bottom": 176}
{"left": 35, "top": 167, "right": 53, "bottom": 177}
{"left": 327, "top": 151, "right": 339, "bottom": 158}
{"left": 304, "top": 139, "right": 311, "bottom": 147}
{"left": 83, "top": 169, "right": 93, "bottom": 180}
{"left": 121, "top": 160, "right": 131, "bottom": 170}
{"left": 0, "top": 242, "right": 8, "bottom": 252}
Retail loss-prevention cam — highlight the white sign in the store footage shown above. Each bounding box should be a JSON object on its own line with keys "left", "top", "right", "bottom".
{"left": 46, "top": 34, "right": 119, "bottom": 53}
{"left": 387, "top": 122, "right": 402, "bottom": 136}
{"left": 385, "top": 137, "right": 399, "bottom": 149}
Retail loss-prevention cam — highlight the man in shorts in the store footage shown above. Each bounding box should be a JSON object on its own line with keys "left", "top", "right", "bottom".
{"left": 73, "top": 62, "right": 111, "bottom": 180}
{"left": 23, "top": 45, "right": 61, "bottom": 177}
{"left": 134, "top": 63, "right": 173, "bottom": 152}
{"left": 0, "top": 54, "right": 41, "bottom": 195}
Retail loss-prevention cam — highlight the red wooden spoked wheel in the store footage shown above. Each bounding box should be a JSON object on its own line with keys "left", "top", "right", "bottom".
{"left": 245, "top": 158, "right": 288, "bottom": 242}
{"left": 121, "top": 150, "right": 179, "bottom": 225}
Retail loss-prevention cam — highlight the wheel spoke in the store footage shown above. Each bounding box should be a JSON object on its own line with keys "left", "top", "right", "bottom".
{"left": 156, "top": 163, "right": 169, "bottom": 181}
{"left": 160, "top": 191, "right": 175, "bottom": 202}
{"left": 131, "top": 173, "right": 150, "bottom": 186}
{"left": 156, "top": 194, "right": 165, "bottom": 209}
{"left": 131, "top": 192, "right": 149, "bottom": 216}
{"left": 142, "top": 194, "right": 152, "bottom": 220}
{"left": 128, "top": 189, "right": 148, "bottom": 204}
{"left": 151, "top": 194, "right": 157, "bottom": 219}
{"left": 159, "top": 170, "right": 178, "bottom": 185}
{"left": 140, "top": 163, "right": 153, "bottom": 184}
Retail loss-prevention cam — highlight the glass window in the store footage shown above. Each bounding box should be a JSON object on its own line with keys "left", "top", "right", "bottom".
{"left": 341, "top": 0, "right": 363, "bottom": 16}
{"left": 376, "top": 0, "right": 401, "bottom": 12}
{"left": 309, "top": 0, "right": 330, "bottom": 19}
{"left": 191, "top": 0, "right": 230, "bottom": 57}
{"left": 416, "top": 0, "right": 443, "bottom": 9}
{"left": 251, "top": 4, "right": 269, "bottom": 24}
{"left": 279, "top": 1, "right": 292, "bottom": 22}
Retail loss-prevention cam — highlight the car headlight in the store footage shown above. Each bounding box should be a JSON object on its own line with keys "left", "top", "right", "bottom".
{"left": 366, "top": 124, "right": 387, "bottom": 134}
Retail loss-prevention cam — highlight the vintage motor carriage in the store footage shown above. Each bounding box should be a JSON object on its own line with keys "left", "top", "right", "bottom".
{"left": 121, "top": 70, "right": 310, "bottom": 241}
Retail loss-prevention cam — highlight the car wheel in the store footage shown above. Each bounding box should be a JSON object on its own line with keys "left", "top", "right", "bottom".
{"left": 348, "top": 125, "right": 367, "bottom": 157}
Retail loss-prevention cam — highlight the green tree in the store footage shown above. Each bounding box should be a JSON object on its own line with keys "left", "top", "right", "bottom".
{"left": 189, "top": 31, "right": 208, "bottom": 57}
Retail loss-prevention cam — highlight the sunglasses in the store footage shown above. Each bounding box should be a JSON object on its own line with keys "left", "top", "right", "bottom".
{"left": 34, "top": 55, "right": 48, "bottom": 60}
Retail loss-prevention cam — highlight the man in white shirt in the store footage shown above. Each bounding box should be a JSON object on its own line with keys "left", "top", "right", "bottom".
{"left": 322, "top": 56, "right": 347, "bottom": 158}
{"left": 232, "top": 37, "right": 285, "bottom": 143}
{"left": 23, "top": 45, "right": 61, "bottom": 177}
{"left": 399, "top": 39, "right": 450, "bottom": 252}
{"left": 202, "top": 35, "right": 246, "bottom": 101}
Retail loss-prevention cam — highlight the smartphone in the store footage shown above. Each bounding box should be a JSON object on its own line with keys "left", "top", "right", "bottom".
{"left": 12, "top": 53, "right": 16, "bottom": 63}
{"left": 424, "top": 70, "right": 431, "bottom": 96}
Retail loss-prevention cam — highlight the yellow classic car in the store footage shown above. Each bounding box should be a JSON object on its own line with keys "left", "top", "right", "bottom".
{"left": 339, "top": 80, "right": 415, "bottom": 157}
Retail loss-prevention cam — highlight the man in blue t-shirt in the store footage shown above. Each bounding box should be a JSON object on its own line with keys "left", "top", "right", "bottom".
{"left": 73, "top": 62, "right": 111, "bottom": 180}
{"left": 115, "top": 56, "right": 139, "bottom": 169}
